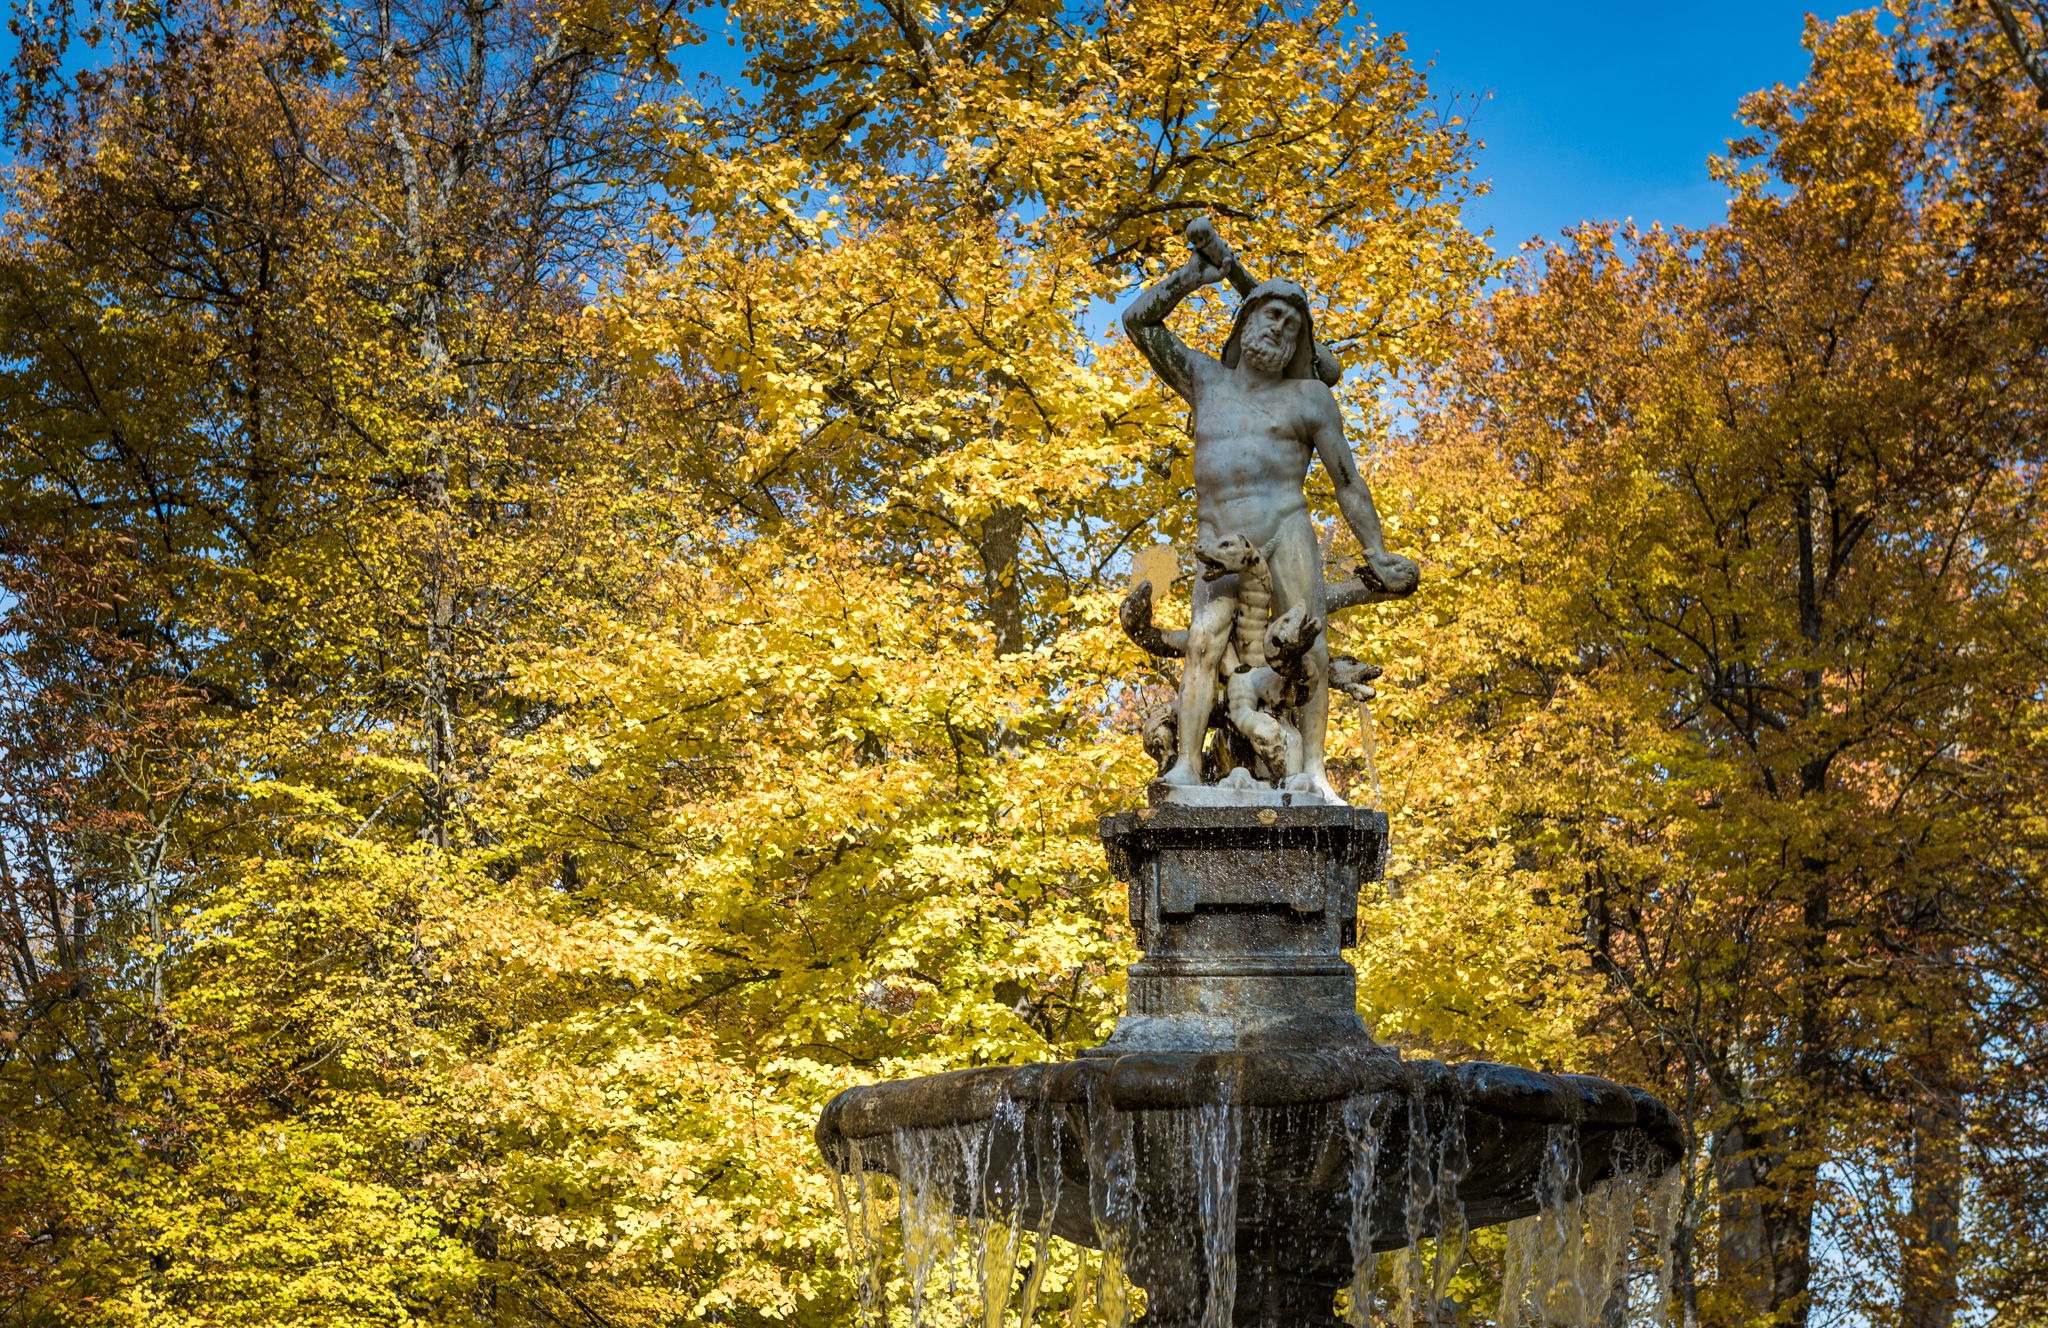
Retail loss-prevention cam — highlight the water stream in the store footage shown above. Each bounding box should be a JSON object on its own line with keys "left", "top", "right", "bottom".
{"left": 1340, "top": 1093, "right": 1391, "bottom": 1327}
{"left": 1356, "top": 702, "right": 1385, "bottom": 813}
{"left": 1193, "top": 1094, "right": 1244, "bottom": 1328}
{"left": 832, "top": 1089, "right": 1682, "bottom": 1328}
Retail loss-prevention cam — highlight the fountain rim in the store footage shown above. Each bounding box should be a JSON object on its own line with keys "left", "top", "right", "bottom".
{"left": 817, "top": 1049, "right": 1685, "bottom": 1168}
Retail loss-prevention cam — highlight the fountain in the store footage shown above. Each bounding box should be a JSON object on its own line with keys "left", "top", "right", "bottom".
{"left": 814, "top": 220, "right": 1685, "bottom": 1327}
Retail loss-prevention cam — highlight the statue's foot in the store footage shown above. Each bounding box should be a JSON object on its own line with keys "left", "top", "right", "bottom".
{"left": 1283, "top": 770, "right": 1347, "bottom": 805}
{"left": 1156, "top": 761, "right": 1203, "bottom": 788}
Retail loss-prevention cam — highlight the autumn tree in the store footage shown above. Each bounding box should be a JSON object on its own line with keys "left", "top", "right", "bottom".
{"left": 1374, "top": 9, "right": 2048, "bottom": 1326}
{"left": 460, "top": 0, "right": 1497, "bottom": 1317}
{"left": 0, "top": 535, "right": 203, "bottom": 1274}
{"left": 0, "top": 0, "right": 700, "bottom": 1320}
{"left": 0, "top": 0, "right": 1505, "bottom": 1322}
{"left": 19, "top": 0, "right": 2042, "bottom": 1324}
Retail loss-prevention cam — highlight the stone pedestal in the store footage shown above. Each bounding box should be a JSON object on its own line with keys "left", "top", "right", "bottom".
{"left": 1087, "top": 803, "right": 1388, "bottom": 1056}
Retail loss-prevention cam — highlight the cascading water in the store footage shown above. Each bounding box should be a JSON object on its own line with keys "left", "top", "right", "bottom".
{"left": 828, "top": 1083, "right": 1682, "bottom": 1327}
{"left": 1194, "top": 1095, "right": 1243, "bottom": 1328}
{"left": 1354, "top": 701, "right": 1386, "bottom": 816}
{"left": 1340, "top": 1094, "right": 1389, "bottom": 1327}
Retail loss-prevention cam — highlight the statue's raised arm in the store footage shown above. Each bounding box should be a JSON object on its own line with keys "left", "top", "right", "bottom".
{"left": 1120, "top": 249, "right": 1231, "bottom": 402}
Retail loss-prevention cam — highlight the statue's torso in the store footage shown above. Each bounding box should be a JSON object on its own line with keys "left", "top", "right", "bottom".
{"left": 1189, "top": 377, "right": 1315, "bottom": 543}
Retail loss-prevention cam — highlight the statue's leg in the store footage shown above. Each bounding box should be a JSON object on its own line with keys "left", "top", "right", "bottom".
{"left": 1287, "top": 637, "right": 1338, "bottom": 800}
{"left": 1226, "top": 668, "right": 1296, "bottom": 778}
{"left": 1163, "top": 574, "right": 1237, "bottom": 787}
{"left": 1262, "top": 516, "right": 1341, "bottom": 802}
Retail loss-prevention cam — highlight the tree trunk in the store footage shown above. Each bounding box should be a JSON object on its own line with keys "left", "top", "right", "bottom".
{"left": 980, "top": 503, "right": 1026, "bottom": 655}
{"left": 1900, "top": 1083, "right": 1963, "bottom": 1328}
{"left": 1987, "top": 1, "right": 2048, "bottom": 103}
{"left": 1714, "top": 1115, "right": 1815, "bottom": 1328}
{"left": 376, "top": 0, "right": 457, "bottom": 848}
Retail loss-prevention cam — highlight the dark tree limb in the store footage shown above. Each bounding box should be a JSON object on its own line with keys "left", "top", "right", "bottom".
{"left": 1987, "top": 0, "right": 2048, "bottom": 104}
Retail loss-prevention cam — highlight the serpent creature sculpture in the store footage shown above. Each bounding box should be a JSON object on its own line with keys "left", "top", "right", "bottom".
{"left": 1125, "top": 539, "right": 1392, "bottom": 787}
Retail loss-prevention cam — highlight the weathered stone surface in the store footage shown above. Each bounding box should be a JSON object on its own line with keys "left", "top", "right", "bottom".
{"left": 1558, "top": 1072, "right": 1642, "bottom": 1126}
{"left": 1628, "top": 1084, "right": 1688, "bottom": 1160}
{"left": 1454, "top": 1060, "right": 1574, "bottom": 1121}
{"left": 1092, "top": 803, "right": 1386, "bottom": 1056}
{"left": 820, "top": 1064, "right": 1017, "bottom": 1141}
{"left": 1120, "top": 218, "right": 1419, "bottom": 806}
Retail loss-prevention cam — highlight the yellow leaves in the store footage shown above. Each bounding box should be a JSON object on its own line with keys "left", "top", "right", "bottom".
{"left": 616, "top": 0, "right": 1498, "bottom": 554}
{"left": 0, "top": 0, "right": 1517, "bottom": 1321}
{"left": 1356, "top": 841, "right": 1593, "bottom": 1068}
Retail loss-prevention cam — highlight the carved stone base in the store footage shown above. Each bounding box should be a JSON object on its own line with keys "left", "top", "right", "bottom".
{"left": 815, "top": 796, "right": 1687, "bottom": 1328}
{"left": 1147, "top": 779, "right": 1339, "bottom": 809}
{"left": 1088, "top": 803, "right": 1387, "bottom": 1056}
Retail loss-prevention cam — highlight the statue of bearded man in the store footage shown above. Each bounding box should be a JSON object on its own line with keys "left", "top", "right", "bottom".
{"left": 1122, "top": 240, "right": 1419, "bottom": 804}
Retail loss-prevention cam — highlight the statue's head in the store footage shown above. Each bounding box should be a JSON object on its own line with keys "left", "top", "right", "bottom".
{"left": 1220, "top": 279, "right": 1317, "bottom": 380}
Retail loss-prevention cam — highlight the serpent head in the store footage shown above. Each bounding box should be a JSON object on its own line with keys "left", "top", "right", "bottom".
{"left": 1192, "top": 533, "right": 1273, "bottom": 581}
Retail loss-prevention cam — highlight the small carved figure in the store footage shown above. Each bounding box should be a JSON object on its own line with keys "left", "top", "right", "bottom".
{"left": 1191, "top": 533, "right": 1325, "bottom": 780}
{"left": 1330, "top": 656, "right": 1384, "bottom": 703}
{"left": 1140, "top": 701, "right": 1180, "bottom": 776}
{"left": 1120, "top": 551, "right": 1386, "bottom": 782}
{"left": 1191, "top": 533, "right": 1285, "bottom": 670}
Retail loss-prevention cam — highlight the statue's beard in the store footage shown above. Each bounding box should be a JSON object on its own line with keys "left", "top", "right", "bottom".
{"left": 1241, "top": 331, "right": 1293, "bottom": 375}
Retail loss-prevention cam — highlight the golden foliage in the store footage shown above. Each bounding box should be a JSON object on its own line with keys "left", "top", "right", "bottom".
{"left": 2, "top": 2, "right": 2044, "bottom": 1326}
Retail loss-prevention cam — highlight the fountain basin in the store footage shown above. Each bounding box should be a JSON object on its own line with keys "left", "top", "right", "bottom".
{"left": 817, "top": 1049, "right": 1681, "bottom": 1247}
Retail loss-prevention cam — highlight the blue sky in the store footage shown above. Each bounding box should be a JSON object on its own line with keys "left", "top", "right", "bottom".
{"left": 667, "top": 1, "right": 1862, "bottom": 252}
{"left": 1364, "top": 2, "right": 1862, "bottom": 252}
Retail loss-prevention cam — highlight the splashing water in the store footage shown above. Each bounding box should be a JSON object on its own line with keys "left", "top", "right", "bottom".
{"left": 975, "top": 1096, "right": 1030, "bottom": 1328}
{"left": 1086, "top": 1097, "right": 1137, "bottom": 1328}
{"left": 896, "top": 1120, "right": 982, "bottom": 1327}
{"left": 1014, "top": 1102, "right": 1064, "bottom": 1327}
{"left": 1495, "top": 1129, "right": 1685, "bottom": 1328}
{"left": 830, "top": 1135, "right": 889, "bottom": 1323}
{"left": 1377, "top": 1088, "right": 1471, "bottom": 1328}
{"left": 831, "top": 1095, "right": 1681, "bottom": 1328}
{"left": 1647, "top": 1167, "right": 1683, "bottom": 1327}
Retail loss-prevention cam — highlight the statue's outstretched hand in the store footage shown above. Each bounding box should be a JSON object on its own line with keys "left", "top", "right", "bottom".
{"left": 1364, "top": 550, "right": 1420, "bottom": 597}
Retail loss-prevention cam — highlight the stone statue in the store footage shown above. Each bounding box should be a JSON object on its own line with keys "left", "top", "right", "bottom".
{"left": 1121, "top": 218, "right": 1419, "bottom": 805}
